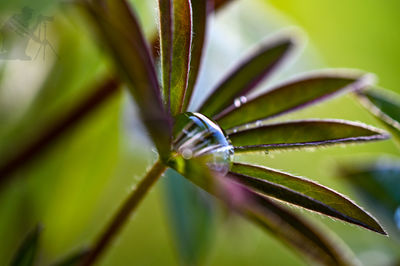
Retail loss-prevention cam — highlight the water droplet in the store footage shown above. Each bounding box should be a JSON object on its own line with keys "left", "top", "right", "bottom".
{"left": 255, "top": 120, "right": 262, "bottom": 127}
{"left": 172, "top": 112, "right": 234, "bottom": 175}
{"left": 264, "top": 150, "right": 269, "bottom": 155}
{"left": 233, "top": 96, "right": 247, "bottom": 108}
{"left": 180, "top": 148, "right": 193, "bottom": 160}
{"left": 394, "top": 206, "right": 400, "bottom": 230}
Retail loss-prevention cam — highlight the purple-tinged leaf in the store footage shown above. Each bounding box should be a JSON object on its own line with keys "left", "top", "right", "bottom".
{"left": 181, "top": 0, "right": 208, "bottom": 111}
{"left": 176, "top": 159, "right": 356, "bottom": 265}
{"left": 10, "top": 225, "right": 41, "bottom": 266}
{"left": 356, "top": 87, "right": 400, "bottom": 141}
{"left": 83, "top": 0, "right": 172, "bottom": 161}
{"left": 172, "top": 157, "right": 356, "bottom": 265}
{"left": 151, "top": 0, "right": 233, "bottom": 59}
{"left": 170, "top": 0, "right": 193, "bottom": 116}
{"left": 235, "top": 184, "right": 356, "bottom": 266}
{"left": 229, "top": 119, "right": 389, "bottom": 152}
{"left": 215, "top": 73, "right": 374, "bottom": 130}
{"left": 230, "top": 163, "right": 386, "bottom": 234}
{"left": 158, "top": 0, "right": 173, "bottom": 111}
{"left": 199, "top": 38, "right": 294, "bottom": 117}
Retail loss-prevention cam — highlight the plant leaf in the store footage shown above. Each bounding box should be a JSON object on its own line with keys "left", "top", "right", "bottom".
{"left": 158, "top": 0, "right": 173, "bottom": 111}
{"left": 229, "top": 162, "right": 386, "bottom": 234}
{"left": 150, "top": 0, "right": 232, "bottom": 59}
{"left": 10, "top": 225, "right": 41, "bottom": 266}
{"left": 170, "top": 0, "right": 193, "bottom": 115}
{"left": 181, "top": 0, "right": 208, "bottom": 111}
{"left": 175, "top": 159, "right": 356, "bottom": 265}
{"left": 339, "top": 159, "right": 400, "bottom": 232}
{"left": 199, "top": 38, "right": 294, "bottom": 118}
{"left": 356, "top": 88, "right": 400, "bottom": 141}
{"left": 239, "top": 186, "right": 356, "bottom": 266}
{"left": 229, "top": 119, "right": 389, "bottom": 152}
{"left": 83, "top": 0, "right": 172, "bottom": 161}
{"left": 163, "top": 168, "right": 215, "bottom": 265}
{"left": 215, "top": 73, "right": 374, "bottom": 130}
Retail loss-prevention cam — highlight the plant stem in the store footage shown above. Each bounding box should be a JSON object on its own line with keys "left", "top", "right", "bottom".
{"left": 0, "top": 77, "right": 120, "bottom": 185}
{"left": 82, "top": 160, "right": 167, "bottom": 266}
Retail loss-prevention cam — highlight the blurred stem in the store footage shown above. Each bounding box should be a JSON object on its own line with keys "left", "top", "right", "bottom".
{"left": 0, "top": 77, "right": 120, "bottom": 185}
{"left": 82, "top": 160, "right": 167, "bottom": 266}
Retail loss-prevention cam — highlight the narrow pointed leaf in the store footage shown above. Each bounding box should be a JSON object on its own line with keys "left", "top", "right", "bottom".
{"left": 84, "top": 0, "right": 172, "bottom": 160}
{"left": 158, "top": 0, "right": 173, "bottom": 110}
{"left": 170, "top": 0, "right": 193, "bottom": 115}
{"left": 150, "top": 0, "right": 233, "bottom": 60}
{"left": 174, "top": 159, "right": 355, "bottom": 265}
{"left": 163, "top": 169, "right": 215, "bottom": 265}
{"left": 181, "top": 0, "right": 208, "bottom": 111}
{"left": 10, "top": 225, "right": 41, "bottom": 266}
{"left": 229, "top": 163, "right": 386, "bottom": 234}
{"left": 240, "top": 187, "right": 356, "bottom": 266}
{"left": 356, "top": 88, "right": 400, "bottom": 140}
{"left": 215, "top": 73, "right": 374, "bottom": 130}
{"left": 340, "top": 160, "right": 400, "bottom": 232}
{"left": 199, "top": 38, "right": 294, "bottom": 117}
{"left": 229, "top": 119, "right": 389, "bottom": 152}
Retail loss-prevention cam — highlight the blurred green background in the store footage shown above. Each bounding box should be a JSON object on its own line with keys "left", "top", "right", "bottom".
{"left": 0, "top": 0, "right": 399, "bottom": 265}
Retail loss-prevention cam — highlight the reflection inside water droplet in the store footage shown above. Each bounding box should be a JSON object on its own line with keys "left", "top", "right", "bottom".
{"left": 180, "top": 148, "right": 193, "bottom": 160}
{"left": 233, "top": 96, "right": 247, "bottom": 108}
{"left": 394, "top": 206, "right": 400, "bottom": 230}
{"left": 171, "top": 112, "right": 234, "bottom": 175}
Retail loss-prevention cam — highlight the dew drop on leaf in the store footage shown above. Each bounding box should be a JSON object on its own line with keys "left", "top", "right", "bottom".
{"left": 172, "top": 112, "right": 234, "bottom": 175}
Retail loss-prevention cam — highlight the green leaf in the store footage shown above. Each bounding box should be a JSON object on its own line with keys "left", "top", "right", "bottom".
{"left": 181, "top": 0, "right": 208, "bottom": 111}
{"left": 239, "top": 186, "right": 356, "bottom": 266}
{"left": 215, "top": 73, "right": 374, "bottom": 130}
{"left": 10, "top": 225, "right": 41, "bottom": 266}
{"left": 176, "top": 159, "right": 356, "bottom": 265}
{"left": 163, "top": 168, "right": 215, "bottom": 265}
{"left": 170, "top": 0, "right": 193, "bottom": 116}
{"left": 173, "top": 158, "right": 356, "bottom": 265}
{"left": 230, "top": 162, "right": 386, "bottom": 234}
{"left": 150, "top": 0, "right": 232, "bottom": 60}
{"left": 339, "top": 159, "right": 400, "bottom": 232}
{"left": 199, "top": 38, "right": 294, "bottom": 118}
{"left": 158, "top": 0, "right": 173, "bottom": 110}
{"left": 83, "top": 0, "right": 172, "bottom": 161}
{"left": 229, "top": 119, "right": 389, "bottom": 152}
{"left": 356, "top": 88, "right": 400, "bottom": 141}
